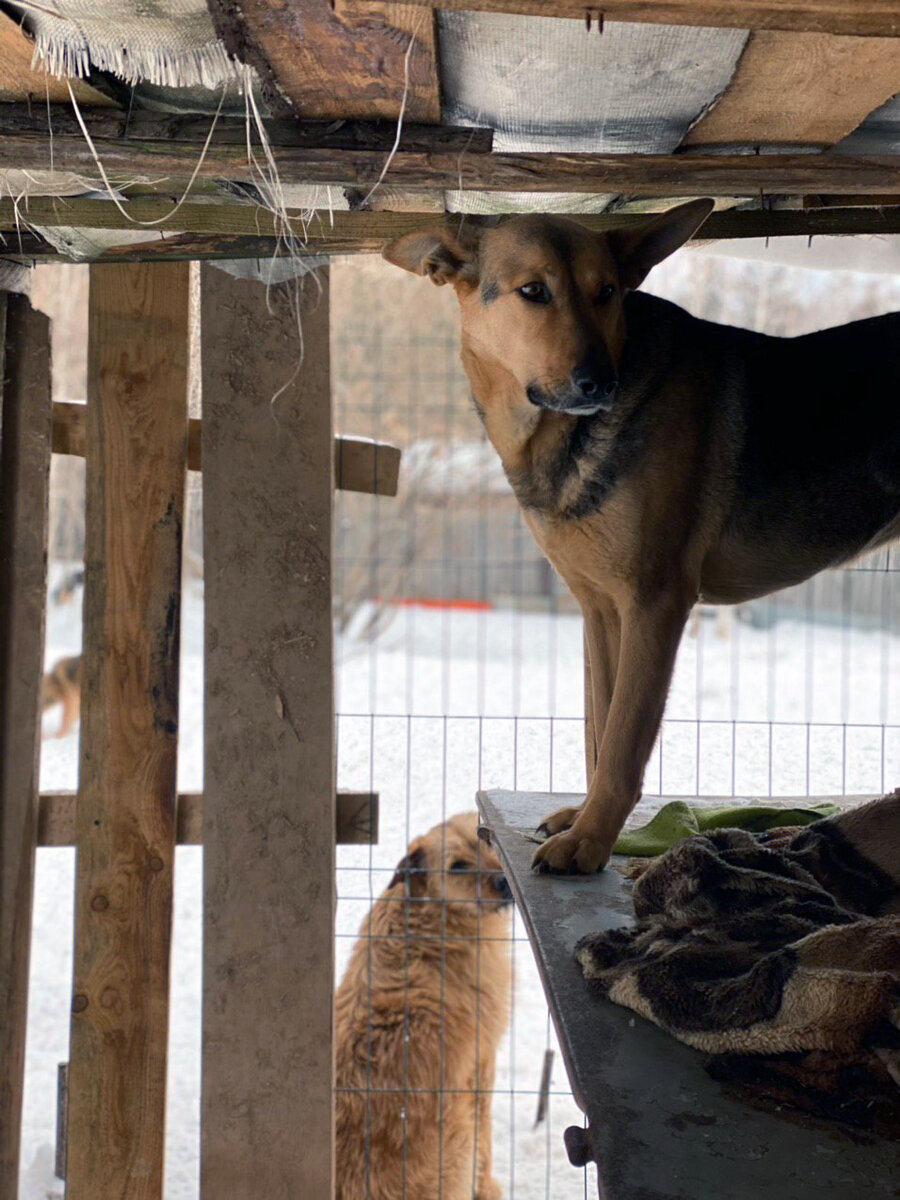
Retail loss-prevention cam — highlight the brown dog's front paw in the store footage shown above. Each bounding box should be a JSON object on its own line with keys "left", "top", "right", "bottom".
{"left": 535, "top": 804, "right": 582, "bottom": 839}
{"left": 532, "top": 828, "right": 611, "bottom": 875}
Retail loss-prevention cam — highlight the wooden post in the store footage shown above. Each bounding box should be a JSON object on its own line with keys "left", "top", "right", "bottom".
{"left": 200, "top": 264, "right": 335, "bottom": 1199}
{"left": 0, "top": 293, "right": 52, "bottom": 1199}
{"left": 65, "top": 263, "right": 189, "bottom": 1200}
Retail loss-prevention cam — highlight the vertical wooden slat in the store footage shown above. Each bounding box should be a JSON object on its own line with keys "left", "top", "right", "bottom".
{"left": 200, "top": 264, "right": 335, "bottom": 1199}
{"left": 66, "top": 263, "right": 189, "bottom": 1200}
{"left": 0, "top": 293, "right": 52, "bottom": 1200}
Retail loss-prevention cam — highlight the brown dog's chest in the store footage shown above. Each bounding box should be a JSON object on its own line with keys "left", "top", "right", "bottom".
{"left": 523, "top": 498, "right": 651, "bottom": 606}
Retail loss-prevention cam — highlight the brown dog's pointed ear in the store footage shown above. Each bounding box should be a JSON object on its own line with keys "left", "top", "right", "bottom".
{"left": 383, "top": 228, "right": 477, "bottom": 287}
{"left": 608, "top": 199, "right": 714, "bottom": 291}
{"left": 388, "top": 844, "right": 427, "bottom": 893}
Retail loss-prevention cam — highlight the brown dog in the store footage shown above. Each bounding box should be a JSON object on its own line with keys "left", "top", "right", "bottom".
{"left": 41, "top": 654, "right": 81, "bottom": 739}
{"left": 335, "top": 813, "right": 512, "bottom": 1200}
{"left": 385, "top": 203, "right": 900, "bottom": 875}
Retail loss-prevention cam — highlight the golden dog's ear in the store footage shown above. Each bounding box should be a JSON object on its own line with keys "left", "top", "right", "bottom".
{"left": 608, "top": 198, "right": 714, "bottom": 291}
{"left": 388, "top": 844, "right": 428, "bottom": 894}
{"left": 383, "top": 228, "right": 477, "bottom": 287}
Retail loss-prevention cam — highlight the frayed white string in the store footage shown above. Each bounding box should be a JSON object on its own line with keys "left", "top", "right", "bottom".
{"left": 64, "top": 78, "right": 227, "bottom": 225}
{"left": 357, "top": 25, "right": 416, "bottom": 210}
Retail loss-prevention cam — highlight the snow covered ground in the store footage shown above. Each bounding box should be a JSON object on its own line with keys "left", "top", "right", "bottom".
{"left": 23, "top": 575, "right": 899, "bottom": 1198}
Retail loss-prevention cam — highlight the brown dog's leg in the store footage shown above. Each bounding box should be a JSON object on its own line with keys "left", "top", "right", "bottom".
{"left": 534, "top": 592, "right": 689, "bottom": 873}
{"left": 57, "top": 685, "right": 80, "bottom": 739}
{"left": 584, "top": 624, "right": 597, "bottom": 785}
{"left": 539, "top": 603, "right": 619, "bottom": 838}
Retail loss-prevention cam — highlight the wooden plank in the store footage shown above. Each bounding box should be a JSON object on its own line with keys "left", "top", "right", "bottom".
{"left": 0, "top": 293, "right": 52, "bottom": 1200}
{"left": 803, "top": 192, "right": 900, "bottom": 206}
{"left": 6, "top": 202, "right": 900, "bottom": 268}
{"left": 38, "top": 790, "right": 379, "bottom": 846}
{"left": 334, "top": 437, "right": 401, "bottom": 495}
{"left": 683, "top": 32, "right": 900, "bottom": 148}
{"left": 200, "top": 263, "right": 335, "bottom": 1198}
{"left": 0, "top": 13, "right": 111, "bottom": 105}
{"left": 208, "top": 0, "right": 441, "bottom": 119}
{"left": 347, "top": 0, "right": 900, "bottom": 37}
{"left": 51, "top": 401, "right": 401, "bottom": 495}
{"left": 0, "top": 104, "right": 491, "bottom": 151}
{"left": 0, "top": 131, "right": 898, "bottom": 193}
{"left": 65, "top": 263, "right": 189, "bottom": 1200}
{"left": 0, "top": 194, "right": 868, "bottom": 241}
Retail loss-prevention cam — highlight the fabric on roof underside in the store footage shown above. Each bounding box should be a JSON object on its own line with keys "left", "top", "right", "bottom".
{"left": 10, "top": 0, "right": 239, "bottom": 89}
{"left": 836, "top": 94, "right": 900, "bottom": 155}
{"left": 438, "top": 12, "right": 748, "bottom": 214}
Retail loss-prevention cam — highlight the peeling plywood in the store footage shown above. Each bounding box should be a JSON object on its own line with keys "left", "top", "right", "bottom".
{"left": 683, "top": 31, "right": 900, "bottom": 149}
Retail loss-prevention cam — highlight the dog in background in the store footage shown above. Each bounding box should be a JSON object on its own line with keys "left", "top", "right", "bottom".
{"left": 52, "top": 567, "right": 84, "bottom": 606}
{"left": 336, "top": 813, "right": 513, "bottom": 1200}
{"left": 385, "top": 202, "right": 900, "bottom": 874}
{"left": 41, "top": 654, "right": 81, "bottom": 739}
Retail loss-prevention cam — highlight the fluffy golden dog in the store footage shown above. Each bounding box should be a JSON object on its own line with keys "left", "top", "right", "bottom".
{"left": 336, "top": 813, "right": 513, "bottom": 1200}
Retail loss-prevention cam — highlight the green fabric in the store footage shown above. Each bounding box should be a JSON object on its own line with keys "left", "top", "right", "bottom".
{"left": 612, "top": 801, "right": 840, "bottom": 857}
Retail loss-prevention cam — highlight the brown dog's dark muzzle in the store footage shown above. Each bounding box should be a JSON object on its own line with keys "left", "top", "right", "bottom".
{"left": 526, "top": 377, "right": 617, "bottom": 417}
{"left": 573, "top": 365, "right": 618, "bottom": 406}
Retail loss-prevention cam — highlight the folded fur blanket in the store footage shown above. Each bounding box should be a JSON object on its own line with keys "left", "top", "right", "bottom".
{"left": 576, "top": 792, "right": 900, "bottom": 1131}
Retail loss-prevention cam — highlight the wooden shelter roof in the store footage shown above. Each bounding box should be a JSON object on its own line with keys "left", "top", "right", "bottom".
{"left": 0, "top": 2, "right": 898, "bottom": 264}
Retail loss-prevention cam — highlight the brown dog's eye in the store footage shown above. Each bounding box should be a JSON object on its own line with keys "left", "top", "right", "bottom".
{"left": 449, "top": 859, "right": 469, "bottom": 872}
{"left": 517, "top": 282, "right": 552, "bottom": 304}
{"left": 595, "top": 284, "right": 615, "bottom": 304}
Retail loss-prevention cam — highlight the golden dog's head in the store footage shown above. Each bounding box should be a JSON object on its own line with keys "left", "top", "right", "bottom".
{"left": 388, "top": 812, "right": 512, "bottom": 922}
{"left": 384, "top": 199, "right": 713, "bottom": 419}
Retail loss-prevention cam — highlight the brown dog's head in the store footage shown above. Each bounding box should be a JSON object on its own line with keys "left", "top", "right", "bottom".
{"left": 384, "top": 199, "right": 713, "bottom": 419}
{"left": 388, "top": 812, "right": 512, "bottom": 921}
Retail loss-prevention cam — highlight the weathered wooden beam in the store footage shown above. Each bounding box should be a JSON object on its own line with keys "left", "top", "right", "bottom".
{"left": 0, "top": 103, "right": 492, "bottom": 152}
{"left": 0, "top": 294, "right": 52, "bottom": 1200}
{"left": 0, "top": 130, "right": 897, "bottom": 193}
{"left": 5, "top": 201, "right": 900, "bottom": 267}
{"left": 38, "top": 791, "right": 379, "bottom": 846}
{"left": 50, "top": 401, "right": 402, "bottom": 495}
{"left": 200, "top": 263, "right": 335, "bottom": 1197}
{"left": 344, "top": 0, "right": 900, "bottom": 37}
{"left": 208, "top": 0, "right": 441, "bottom": 120}
{"left": 66, "top": 263, "right": 189, "bottom": 1200}
{"left": 682, "top": 32, "right": 900, "bottom": 148}
{"left": 802, "top": 192, "right": 900, "bottom": 206}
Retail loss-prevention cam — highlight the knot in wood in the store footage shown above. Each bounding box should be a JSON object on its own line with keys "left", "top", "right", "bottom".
{"left": 149, "top": 855, "right": 165, "bottom": 872}
{"left": 91, "top": 893, "right": 109, "bottom": 911}
{"left": 99, "top": 987, "right": 122, "bottom": 1013}
{"left": 71, "top": 994, "right": 89, "bottom": 1013}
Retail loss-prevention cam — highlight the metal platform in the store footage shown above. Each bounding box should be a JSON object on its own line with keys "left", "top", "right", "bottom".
{"left": 476, "top": 789, "right": 900, "bottom": 1200}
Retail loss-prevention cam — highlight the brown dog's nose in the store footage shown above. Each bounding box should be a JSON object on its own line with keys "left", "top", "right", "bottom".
{"left": 573, "top": 367, "right": 617, "bottom": 403}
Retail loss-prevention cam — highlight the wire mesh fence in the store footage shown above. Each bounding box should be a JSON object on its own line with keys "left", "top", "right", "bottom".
{"left": 24, "top": 248, "right": 900, "bottom": 1198}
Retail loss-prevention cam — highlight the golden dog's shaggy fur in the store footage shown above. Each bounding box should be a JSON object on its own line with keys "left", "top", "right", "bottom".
{"left": 336, "top": 813, "right": 512, "bottom": 1200}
